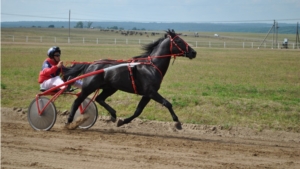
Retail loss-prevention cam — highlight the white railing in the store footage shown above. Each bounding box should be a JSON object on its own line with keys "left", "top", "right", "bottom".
{"left": 1, "top": 35, "right": 299, "bottom": 49}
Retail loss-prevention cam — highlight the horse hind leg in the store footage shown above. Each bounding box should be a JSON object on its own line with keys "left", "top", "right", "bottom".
{"left": 95, "top": 88, "right": 118, "bottom": 122}
{"left": 117, "top": 96, "right": 151, "bottom": 127}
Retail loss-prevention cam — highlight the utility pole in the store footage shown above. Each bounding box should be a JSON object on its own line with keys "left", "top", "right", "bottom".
{"left": 272, "top": 20, "right": 275, "bottom": 49}
{"left": 275, "top": 21, "right": 279, "bottom": 49}
{"left": 69, "top": 10, "right": 71, "bottom": 38}
{"left": 296, "top": 22, "right": 300, "bottom": 49}
{"left": 258, "top": 20, "right": 276, "bottom": 49}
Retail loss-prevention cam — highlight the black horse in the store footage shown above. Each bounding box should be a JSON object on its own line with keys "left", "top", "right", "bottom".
{"left": 65, "top": 29, "right": 197, "bottom": 129}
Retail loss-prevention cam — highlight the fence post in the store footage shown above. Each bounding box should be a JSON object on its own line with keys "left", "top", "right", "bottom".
{"left": 126, "top": 39, "right": 128, "bottom": 44}
{"left": 68, "top": 37, "right": 70, "bottom": 43}
{"left": 26, "top": 36, "right": 28, "bottom": 43}
{"left": 224, "top": 42, "right": 226, "bottom": 48}
{"left": 12, "top": 35, "right": 14, "bottom": 42}
{"left": 209, "top": 42, "right": 211, "bottom": 48}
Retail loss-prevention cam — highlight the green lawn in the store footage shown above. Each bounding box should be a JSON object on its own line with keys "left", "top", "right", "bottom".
{"left": 1, "top": 28, "right": 300, "bottom": 132}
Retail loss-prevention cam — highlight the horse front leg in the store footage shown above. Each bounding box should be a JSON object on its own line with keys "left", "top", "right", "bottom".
{"left": 67, "top": 93, "right": 88, "bottom": 123}
{"left": 117, "top": 96, "right": 151, "bottom": 127}
{"left": 149, "top": 92, "right": 182, "bottom": 130}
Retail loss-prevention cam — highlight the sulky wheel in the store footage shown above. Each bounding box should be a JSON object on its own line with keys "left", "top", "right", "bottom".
{"left": 27, "top": 97, "right": 57, "bottom": 131}
{"left": 73, "top": 98, "right": 98, "bottom": 129}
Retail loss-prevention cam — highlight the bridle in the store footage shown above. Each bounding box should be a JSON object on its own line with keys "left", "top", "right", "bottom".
{"left": 169, "top": 35, "right": 190, "bottom": 58}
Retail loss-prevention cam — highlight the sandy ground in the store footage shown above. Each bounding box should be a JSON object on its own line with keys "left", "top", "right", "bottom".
{"left": 1, "top": 107, "right": 300, "bottom": 169}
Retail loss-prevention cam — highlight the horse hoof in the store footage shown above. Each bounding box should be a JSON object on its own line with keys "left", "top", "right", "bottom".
{"left": 64, "top": 115, "right": 89, "bottom": 130}
{"left": 117, "top": 119, "right": 124, "bottom": 127}
{"left": 110, "top": 116, "right": 117, "bottom": 123}
{"left": 105, "top": 116, "right": 115, "bottom": 123}
{"left": 63, "top": 123, "right": 75, "bottom": 130}
{"left": 175, "top": 121, "right": 182, "bottom": 130}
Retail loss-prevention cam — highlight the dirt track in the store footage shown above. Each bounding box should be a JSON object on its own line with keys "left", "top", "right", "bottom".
{"left": 1, "top": 107, "right": 300, "bottom": 169}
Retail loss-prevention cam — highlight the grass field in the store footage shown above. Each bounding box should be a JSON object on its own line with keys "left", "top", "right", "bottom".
{"left": 1, "top": 28, "right": 300, "bottom": 132}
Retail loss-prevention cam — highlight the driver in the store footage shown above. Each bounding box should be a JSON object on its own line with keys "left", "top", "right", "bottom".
{"left": 38, "top": 46, "right": 82, "bottom": 91}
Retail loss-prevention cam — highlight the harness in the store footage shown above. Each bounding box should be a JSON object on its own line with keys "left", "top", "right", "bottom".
{"left": 68, "top": 35, "right": 189, "bottom": 94}
{"left": 127, "top": 64, "right": 138, "bottom": 94}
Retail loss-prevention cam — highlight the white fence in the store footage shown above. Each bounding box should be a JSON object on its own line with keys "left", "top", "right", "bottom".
{"left": 2, "top": 35, "right": 299, "bottom": 49}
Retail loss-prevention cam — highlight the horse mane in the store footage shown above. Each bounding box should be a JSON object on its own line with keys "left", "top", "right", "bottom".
{"left": 132, "top": 29, "right": 177, "bottom": 59}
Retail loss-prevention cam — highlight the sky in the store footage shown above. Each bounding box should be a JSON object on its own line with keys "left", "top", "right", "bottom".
{"left": 1, "top": 0, "right": 300, "bottom": 23}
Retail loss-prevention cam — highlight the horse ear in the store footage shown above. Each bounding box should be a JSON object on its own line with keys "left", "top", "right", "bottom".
{"left": 166, "top": 29, "right": 171, "bottom": 34}
{"left": 165, "top": 29, "right": 171, "bottom": 37}
{"left": 166, "top": 29, "right": 176, "bottom": 37}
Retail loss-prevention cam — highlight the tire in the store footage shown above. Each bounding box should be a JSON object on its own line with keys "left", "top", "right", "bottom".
{"left": 27, "top": 97, "right": 57, "bottom": 131}
{"left": 74, "top": 98, "right": 98, "bottom": 129}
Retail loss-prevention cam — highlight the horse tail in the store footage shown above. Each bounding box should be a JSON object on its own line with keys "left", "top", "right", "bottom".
{"left": 62, "top": 63, "right": 90, "bottom": 81}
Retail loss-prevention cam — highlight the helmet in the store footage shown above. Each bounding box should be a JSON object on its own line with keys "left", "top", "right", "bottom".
{"left": 47, "top": 46, "right": 61, "bottom": 58}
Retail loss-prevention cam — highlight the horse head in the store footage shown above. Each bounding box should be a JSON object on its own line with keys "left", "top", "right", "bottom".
{"left": 165, "top": 29, "right": 197, "bottom": 59}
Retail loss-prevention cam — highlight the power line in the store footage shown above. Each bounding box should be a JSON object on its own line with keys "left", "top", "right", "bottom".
{"left": 1, "top": 12, "right": 300, "bottom": 23}
{"left": 1, "top": 13, "right": 68, "bottom": 20}
{"left": 211, "top": 18, "right": 300, "bottom": 23}
{"left": 1, "top": 13, "right": 91, "bottom": 21}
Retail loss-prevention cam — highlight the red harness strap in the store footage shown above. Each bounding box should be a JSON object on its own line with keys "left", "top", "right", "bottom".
{"left": 127, "top": 64, "right": 138, "bottom": 94}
